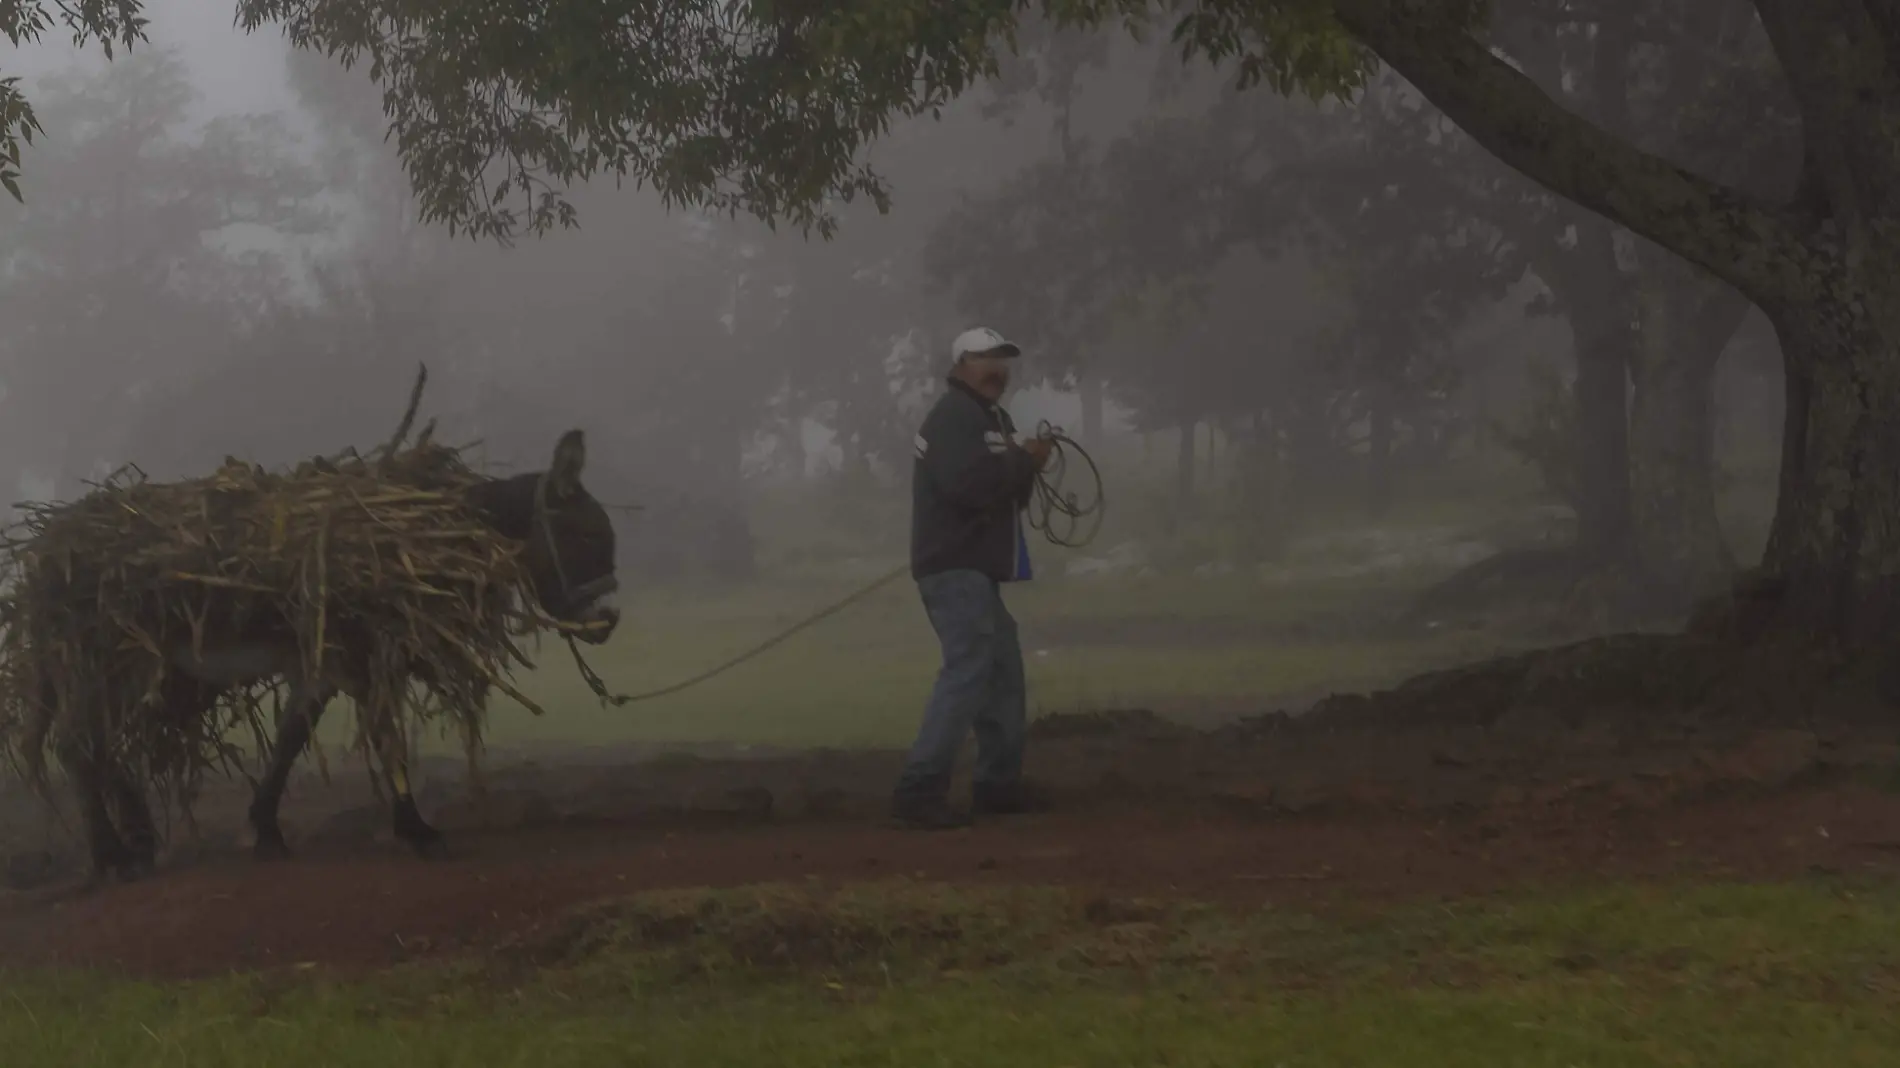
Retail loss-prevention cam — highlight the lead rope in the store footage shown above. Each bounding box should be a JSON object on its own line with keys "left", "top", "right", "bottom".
{"left": 564, "top": 565, "right": 909, "bottom": 706}
{"left": 566, "top": 427, "right": 1107, "bottom": 706}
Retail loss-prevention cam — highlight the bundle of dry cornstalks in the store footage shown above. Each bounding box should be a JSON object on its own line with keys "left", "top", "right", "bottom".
{"left": 0, "top": 375, "right": 548, "bottom": 813}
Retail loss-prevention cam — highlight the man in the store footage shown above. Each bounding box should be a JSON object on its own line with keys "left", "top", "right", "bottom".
{"left": 893, "top": 326, "right": 1054, "bottom": 830}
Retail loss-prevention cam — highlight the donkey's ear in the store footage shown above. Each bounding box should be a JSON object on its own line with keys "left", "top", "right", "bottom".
{"left": 549, "top": 430, "right": 587, "bottom": 497}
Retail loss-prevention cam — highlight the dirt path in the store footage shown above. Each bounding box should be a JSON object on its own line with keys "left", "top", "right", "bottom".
{"left": 6, "top": 784, "right": 1900, "bottom": 979}
{"left": 9, "top": 703, "right": 1900, "bottom": 980}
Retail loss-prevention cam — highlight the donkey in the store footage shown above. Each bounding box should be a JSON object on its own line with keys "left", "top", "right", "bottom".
{"left": 53, "top": 429, "right": 620, "bottom": 881}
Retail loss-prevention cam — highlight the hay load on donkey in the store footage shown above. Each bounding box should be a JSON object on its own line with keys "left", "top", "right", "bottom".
{"left": 0, "top": 367, "right": 621, "bottom": 882}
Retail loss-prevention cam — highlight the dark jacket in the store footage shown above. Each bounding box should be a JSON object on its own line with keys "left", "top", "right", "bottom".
{"left": 910, "top": 378, "right": 1038, "bottom": 581}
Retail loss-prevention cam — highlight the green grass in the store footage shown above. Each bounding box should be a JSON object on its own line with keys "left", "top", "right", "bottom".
{"left": 301, "top": 436, "right": 1773, "bottom": 754}
{"left": 450, "top": 569, "right": 1519, "bottom": 750}
{"left": 423, "top": 443, "right": 1775, "bottom": 752}
{"left": 8, "top": 878, "right": 1900, "bottom": 1065}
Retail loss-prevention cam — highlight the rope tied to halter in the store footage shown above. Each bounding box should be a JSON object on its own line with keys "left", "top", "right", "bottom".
{"left": 566, "top": 426, "right": 1106, "bottom": 706}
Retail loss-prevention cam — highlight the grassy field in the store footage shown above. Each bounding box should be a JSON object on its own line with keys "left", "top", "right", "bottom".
{"left": 463, "top": 567, "right": 1522, "bottom": 751}
{"left": 471, "top": 438, "right": 1771, "bottom": 753}
{"left": 7, "top": 877, "right": 1899, "bottom": 1066}
{"left": 423, "top": 463, "right": 1755, "bottom": 748}
{"left": 491, "top": 454, "right": 1554, "bottom": 748}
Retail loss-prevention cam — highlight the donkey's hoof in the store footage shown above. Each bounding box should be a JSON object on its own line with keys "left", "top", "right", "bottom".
{"left": 88, "top": 846, "right": 136, "bottom": 885}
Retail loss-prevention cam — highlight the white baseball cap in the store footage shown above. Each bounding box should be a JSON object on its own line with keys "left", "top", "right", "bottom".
{"left": 950, "top": 326, "right": 1021, "bottom": 361}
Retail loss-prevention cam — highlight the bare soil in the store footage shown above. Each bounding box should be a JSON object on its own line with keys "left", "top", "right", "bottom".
{"left": 5, "top": 682, "right": 1900, "bottom": 979}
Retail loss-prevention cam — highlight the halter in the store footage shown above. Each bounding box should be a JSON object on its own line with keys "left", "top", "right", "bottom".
{"left": 531, "top": 473, "right": 618, "bottom": 621}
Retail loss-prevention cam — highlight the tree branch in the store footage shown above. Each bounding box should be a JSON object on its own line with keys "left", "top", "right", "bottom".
{"left": 1329, "top": 0, "right": 1824, "bottom": 305}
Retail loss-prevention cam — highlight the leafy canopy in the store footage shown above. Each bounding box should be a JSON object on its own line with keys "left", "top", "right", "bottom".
{"left": 1, "top": 0, "right": 1392, "bottom": 241}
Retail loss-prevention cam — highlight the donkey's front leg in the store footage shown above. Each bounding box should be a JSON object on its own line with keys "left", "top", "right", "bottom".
{"left": 375, "top": 716, "right": 445, "bottom": 859}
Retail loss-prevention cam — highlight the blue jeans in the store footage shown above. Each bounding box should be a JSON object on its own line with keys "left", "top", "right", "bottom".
{"left": 893, "top": 570, "right": 1027, "bottom": 806}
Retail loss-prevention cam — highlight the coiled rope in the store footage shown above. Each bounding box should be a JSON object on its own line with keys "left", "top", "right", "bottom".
{"left": 568, "top": 425, "right": 1106, "bottom": 706}
{"left": 1026, "top": 421, "right": 1106, "bottom": 550}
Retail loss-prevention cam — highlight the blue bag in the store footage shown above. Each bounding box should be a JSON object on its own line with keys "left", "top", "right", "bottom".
{"left": 1009, "top": 514, "right": 1033, "bottom": 582}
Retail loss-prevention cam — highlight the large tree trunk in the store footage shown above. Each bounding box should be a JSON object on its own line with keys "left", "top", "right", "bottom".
{"left": 1764, "top": 359, "right": 1811, "bottom": 568}
{"left": 1532, "top": 213, "right": 1637, "bottom": 568}
{"left": 1333, "top": 0, "right": 1886, "bottom": 641}
{"left": 1628, "top": 271, "right": 1746, "bottom": 606}
{"left": 1755, "top": 280, "right": 1900, "bottom": 640}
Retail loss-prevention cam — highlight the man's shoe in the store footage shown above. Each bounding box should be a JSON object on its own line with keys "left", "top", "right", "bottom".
{"left": 972, "top": 780, "right": 1053, "bottom": 816}
{"left": 891, "top": 797, "right": 972, "bottom": 831}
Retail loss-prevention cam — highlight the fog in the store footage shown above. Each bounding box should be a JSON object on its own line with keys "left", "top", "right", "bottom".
{"left": 0, "top": 3, "right": 1787, "bottom": 665}
{"left": 4, "top": 7, "right": 1894, "bottom": 1043}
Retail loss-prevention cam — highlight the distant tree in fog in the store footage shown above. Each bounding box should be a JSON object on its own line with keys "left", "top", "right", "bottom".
{"left": 1280, "top": 75, "right": 1524, "bottom": 515}
{"left": 117, "top": 267, "right": 430, "bottom": 479}
{"left": 767, "top": 231, "right": 942, "bottom": 482}
{"left": 929, "top": 58, "right": 1512, "bottom": 521}
{"left": 0, "top": 50, "right": 321, "bottom": 496}
{"left": 109, "top": 47, "right": 451, "bottom": 480}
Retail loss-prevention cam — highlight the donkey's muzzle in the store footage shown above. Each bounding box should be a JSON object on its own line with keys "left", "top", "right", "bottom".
{"left": 564, "top": 575, "right": 621, "bottom": 645}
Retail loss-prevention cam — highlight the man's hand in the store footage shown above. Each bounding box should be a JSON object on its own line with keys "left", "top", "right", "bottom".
{"left": 1020, "top": 437, "right": 1054, "bottom": 471}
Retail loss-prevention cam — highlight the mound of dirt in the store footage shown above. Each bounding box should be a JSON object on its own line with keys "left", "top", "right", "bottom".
{"left": 1276, "top": 634, "right": 1713, "bottom": 732}
{"left": 1029, "top": 708, "right": 1188, "bottom": 741}
{"left": 1252, "top": 623, "right": 1896, "bottom": 742}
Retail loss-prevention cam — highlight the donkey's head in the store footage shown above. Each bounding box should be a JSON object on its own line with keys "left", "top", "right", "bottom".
{"left": 468, "top": 430, "right": 620, "bottom": 644}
